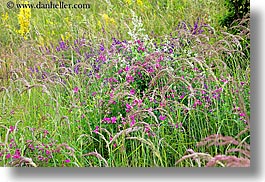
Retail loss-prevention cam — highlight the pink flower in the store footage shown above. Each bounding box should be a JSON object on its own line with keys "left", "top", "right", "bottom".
{"left": 110, "top": 91, "right": 114, "bottom": 98}
{"left": 111, "top": 117, "right": 117, "bottom": 124}
{"left": 126, "top": 104, "right": 132, "bottom": 112}
{"left": 155, "top": 63, "right": 161, "bottom": 69}
{"left": 125, "top": 66, "right": 130, "bottom": 72}
{"left": 130, "top": 120, "right": 135, "bottom": 127}
{"left": 126, "top": 75, "right": 134, "bottom": 83}
{"left": 239, "top": 112, "right": 246, "bottom": 117}
{"left": 65, "top": 159, "right": 71, "bottom": 163}
{"left": 73, "top": 87, "right": 79, "bottom": 93}
{"left": 159, "top": 115, "right": 166, "bottom": 121}
{"left": 160, "top": 102, "right": 166, "bottom": 107}
{"left": 130, "top": 89, "right": 135, "bottom": 95}
{"left": 6, "top": 153, "right": 11, "bottom": 159}
{"left": 9, "top": 126, "right": 15, "bottom": 133}
{"left": 176, "top": 122, "right": 182, "bottom": 129}
{"left": 46, "top": 150, "right": 51, "bottom": 155}
{"left": 43, "top": 130, "right": 49, "bottom": 137}
{"left": 95, "top": 73, "right": 100, "bottom": 79}
{"left": 103, "top": 117, "right": 111, "bottom": 123}
{"left": 193, "top": 99, "right": 202, "bottom": 108}
{"left": 118, "top": 69, "right": 123, "bottom": 74}
{"left": 130, "top": 115, "right": 136, "bottom": 127}
{"left": 12, "top": 149, "right": 21, "bottom": 159}
{"left": 92, "top": 92, "right": 97, "bottom": 97}
{"left": 179, "top": 93, "right": 185, "bottom": 99}
{"left": 93, "top": 126, "right": 99, "bottom": 134}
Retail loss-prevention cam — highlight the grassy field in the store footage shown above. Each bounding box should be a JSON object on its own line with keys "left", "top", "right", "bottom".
{"left": 0, "top": 0, "right": 250, "bottom": 167}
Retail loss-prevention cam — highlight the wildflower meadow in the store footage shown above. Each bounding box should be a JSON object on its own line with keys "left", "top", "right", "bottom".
{"left": 0, "top": 0, "right": 250, "bottom": 167}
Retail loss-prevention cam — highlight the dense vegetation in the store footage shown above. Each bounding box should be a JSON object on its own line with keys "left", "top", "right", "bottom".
{"left": 0, "top": 0, "right": 250, "bottom": 167}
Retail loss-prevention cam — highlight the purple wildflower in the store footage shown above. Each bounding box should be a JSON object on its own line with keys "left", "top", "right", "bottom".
{"left": 125, "top": 66, "right": 130, "bottom": 72}
{"left": 65, "top": 159, "right": 71, "bottom": 163}
{"left": 130, "top": 89, "right": 135, "bottom": 95}
{"left": 73, "top": 87, "right": 79, "bottom": 93}
{"left": 111, "top": 117, "right": 117, "bottom": 124}
{"left": 126, "top": 75, "right": 134, "bottom": 83}
{"left": 239, "top": 112, "right": 246, "bottom": 117}
{"left": 193, "top": 99, "right": 202, "bottom": 108}
{"left": 159, "top": 115, "right": 167, "bottom": 121}
{"left": 176, "top": 122, "right": 182, "bottom": 129}
{"left": 74, "top": 65, "right": 80, "bottom": 74}
{"left": 92, "top": 92, "right": 97, "bottom": 97}
{"left": 46, "top": 150, "right": 51, "bottom": 155}
{"left": 93, "top": 126, "right": 99, "bottom": 134}
{"left": 118, "top": 69, "right": 123, "bottom": 74}
{"left": 130, "top": 120, "right": 135, "bottom": 127}
{"left": 43, "top": 130, "right": 49, "bottom": 137}
{"left": 6, "top": 153, "right": 11, "bottom": 159}
{"left": 126, "top": 104, "right": 132, "bottom": 112}
{"left": 95, "top": 73, "right": 101, "bottom": 79}
{"left": 103, "top": 117, "right": 111, "bottom": 123}
{"left": 9, "top": 126, "right": 15, "bottom": 133}
{"left": 59, "top": 40, "right": 67, "bottom": 50}
{"left": 179, "top": 93, "right": 185, "bottom": 99}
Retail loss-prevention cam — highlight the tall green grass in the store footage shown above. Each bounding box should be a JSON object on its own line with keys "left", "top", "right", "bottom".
{"left": 0, "top": 0, "right": 250, "bottom": 167}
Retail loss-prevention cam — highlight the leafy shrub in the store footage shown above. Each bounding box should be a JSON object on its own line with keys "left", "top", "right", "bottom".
{"left": 220, "top": 0, "right": 250, "bottom": 28}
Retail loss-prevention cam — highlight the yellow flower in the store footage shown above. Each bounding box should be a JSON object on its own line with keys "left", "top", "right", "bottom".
{"left": 125, "top": 0, "right": 132, "bottom": 5}
{"left": 61, "top": 34, "right": 65, "bottom": 41}
{"left": 102, "top": 14, "right": 116, "bottom": 26}
{"left": 1, "top": 12, "right": 8, "bottom": 21}
{"left": 136, "top": 0, "right": 143, "bottom": 7}
{"left": 17, "top": 1, "right": 31, "bottom": 38}
{"left": 65, "top": 32, "right": 71, "bottom": 40}
{"left": 97, "top": 20, "right": 102, "bottom": 29}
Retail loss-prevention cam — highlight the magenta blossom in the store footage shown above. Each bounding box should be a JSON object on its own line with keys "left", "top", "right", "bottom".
{"left": 126, "top": 75, "right": 134, "bottom": 83}
{"left": 176, "top": 122, "right": 183, "bottom": 129}
{"left": 118, "top": 69, "right": 123, "bottom": 74}
{"left": 73, "top": 87, "right": 79, "bottom": 93}
{"left": 95, "top": 73, "right": 100, "bottom": 79}
{"left": 103, "top": 117, "right": 111, "bottom": 123}
{"left": 130, "top": 120, "right": 135, "bottom": 127}
{"left": 6, "top": 153, "right": 11, "bottom": 159}
{"left": 9, "top": 126, "right": 15, "bottom": 133}
{"left": 93, "top": 126, "right": 99, "bottom": 134}
{"left": 126, "top": 104, "right": 132, "bottom": 112}
{"left": 159, "top": 115, "right": 167, "bottom": 121}
{"left": 111, "top": 117, "right": 117, "bottom": 124}
{"left": 239, "top": 112, "right": 246, "bottom": 117}
{"left": 65, "top": 159, "right": 71, "bottom": 163}
{"left": 125, "top": 66, "right": 130, "bottom": 72}
{"left": 130, "top": 89, "right": 135, "bottom": 95}
{"left": 12, "top": 149, "right": 21, "bottom": 159}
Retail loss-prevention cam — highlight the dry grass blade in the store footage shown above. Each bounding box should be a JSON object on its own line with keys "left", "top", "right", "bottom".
{"left": 56, "top": 143, "right": 75, "bottom": 156}
{"left": 176, "top": 149, "right": 225, "bottom": 167}
{"left": 108, "top": 127, "right": 142, "bottom": 145}
{"left": 126, "top": 136, "right": 163, "bottom": 166}
{"left": 197, "top": 134, "right": 239, "bottom": 147}
{"left": 10, "top": 156, "right": 37, "bottom": 167}
{"left": 206, "top": 155, "right": 250, "bottom": 167}
{"left": 83, "top": 152, "right": 109, "bottom": 167}
{"left": 226, "top": 148, "right": 250, "bottom": 159}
